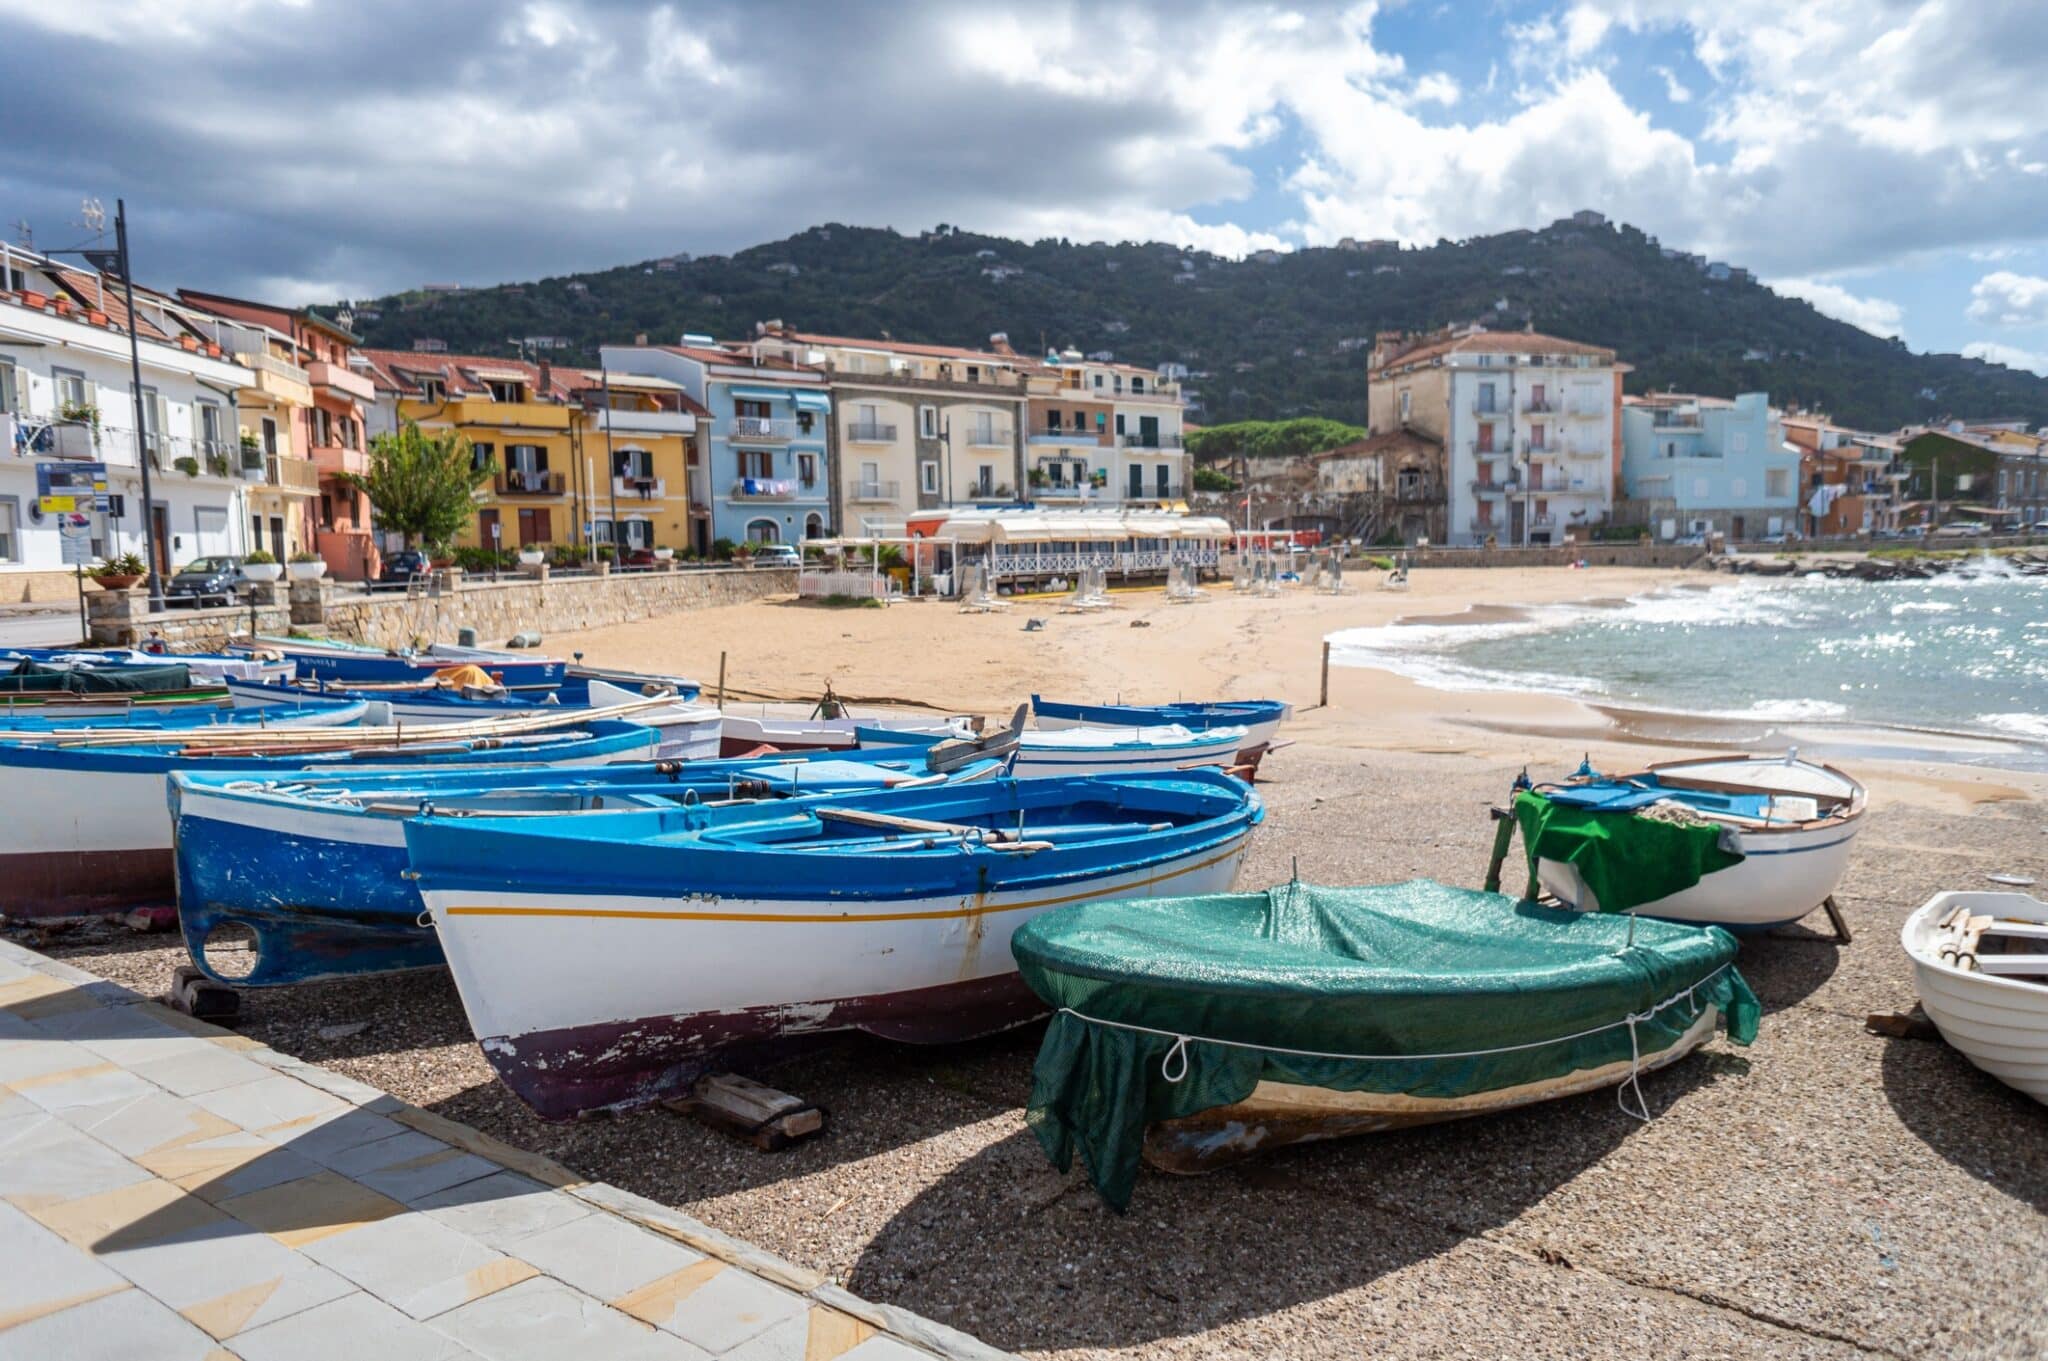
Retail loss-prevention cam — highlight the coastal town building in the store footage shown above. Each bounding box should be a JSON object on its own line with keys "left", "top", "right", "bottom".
{"left": 1620, "top": 392, "right": 1800, "bottom": 540}
{"left": 1366, "top": 326, "right": 1622, "bottom": 546}
{"left": 1036, "top": 349, "right": 1189, "bottom": 506}
{"left": 180, "top": 290, "right": 372, "bottom": 574}
{"left": 0, "top": 246, "right": 254, "bottom": 600}
{"left": 1893, "top": 423, "right": 2047, "bottom": 532}
{"left": 1784, "top": 415, "right": 1908, "bottom": 536}
{"left": 743, "top": 325, "right": 1031, "bottom": 533}
{"left": 601, "top": 339, "right": 832, "bottom": 546}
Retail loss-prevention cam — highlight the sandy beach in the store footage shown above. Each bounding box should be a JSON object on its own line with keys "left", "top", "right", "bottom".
{"left": 35, "top": 564, "right": 2048, "bottom": 1360}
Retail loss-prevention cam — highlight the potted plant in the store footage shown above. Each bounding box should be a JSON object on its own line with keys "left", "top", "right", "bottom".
{"left": 87, "top": 308, "right": 108, "bottom": 327}
{"left": 51, "top": 296, "right": 74, "bottom": 317}
{"left": 242, "top": 549, "right": 283, "bottom": 582}
{"left": 173, "top": 455, "right": 200, "bottom": 477}
{"left": 58, "top": 400, "right": 100, "bottom": 447}
{"left": 652, "top": 546, "right": 674, "bottom": 561}
{"left": 288, "top": 551, "right": 327, "bottom": 581}
{"left": 91, "top": 553, "right": 147, "bottom": 591}
{"left": 19, "top": 288, "right": 47, "bottom": 310}
{"left": 518, "top": 546, "right": 546, "bottom": 567}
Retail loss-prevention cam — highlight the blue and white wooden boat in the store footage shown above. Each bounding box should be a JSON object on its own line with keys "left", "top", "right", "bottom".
{"left": 1030, "top": 694, "right": 1289, "bottom": 768}
{"left": 228, "top": 634, "right": 566, "bottom": 691}
{"left": 0, "top": 713, "right": 656, "bottom": 918}
{"left": 224, "top": 673, "right": 721, "bottom": 760}
{"left": 1530, "top": 753, "right": 1866, "bottom": 932}
{"left": 0, "top": 694, "right": 363, "bottom": 732}
{"left": 865, "top": 721, "right": 1250, "bottom": 778}
{"left": 4, "top": 647, "right": 294, "bottom": 686}
{"left": 406, "top": 769, "right": 1263, "bottom": 1118}
{"left": 169, "top": 744, "right": 1009, "bottom": 987}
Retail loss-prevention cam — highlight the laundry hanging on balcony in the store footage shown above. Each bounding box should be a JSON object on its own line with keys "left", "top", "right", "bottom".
{"left": 739, "top": 477, "right": 796, "bottom": 497}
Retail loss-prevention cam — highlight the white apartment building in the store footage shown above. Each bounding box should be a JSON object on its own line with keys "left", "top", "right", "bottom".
{"left": 0, "top": 247, "right": 254, "bottom": 600}
{"left": 1366, "top": 327, "right": 1621, "bottom": 546}
{"left": 1028, "top": 349, "right": 1189, "bottom": 507}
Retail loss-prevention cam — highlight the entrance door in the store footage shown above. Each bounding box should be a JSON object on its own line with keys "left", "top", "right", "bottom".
{"left": 477, "top": 509, "right": 501, "bottom": 554}
{"left": 149, "top": 503, "right": 171, "bottom": 578}
{"left": 1139, "top": 415, "right": 1159, "bottom": 448}
{"left": 268, "top": 516, "right": 285, "bottom": 559}
{"left": 1127, "top": 464, "right": 1143, "bottom": 497}
{"left": 517, "top": 507, "right": 551, "bottom": 546}
{"left": 1156, "top": 464, "right": 1170, "bottom": 498}
{"left": 1731, "top": 515, "right": 1746, "bottom": 540}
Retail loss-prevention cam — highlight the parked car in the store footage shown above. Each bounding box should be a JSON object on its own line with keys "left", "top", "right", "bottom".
{"left": 379, "top": 549, "right": 429, "bottom": 584}
{"left": 1933, "top": 521, "right": 1989, "bottom": 537}
{"left": 617, "top": 546, "right": 660, "bottom": 570}
{"left": 163, "top": 556, "right": 249, "bottom": 608}
{"left": 749, "top": 544, "right": 802, "bottom": 568}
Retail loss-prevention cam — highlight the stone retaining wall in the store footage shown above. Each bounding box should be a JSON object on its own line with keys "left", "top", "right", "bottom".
{"left": 1362, "top": 543, "right": 1709, "bottom": 570}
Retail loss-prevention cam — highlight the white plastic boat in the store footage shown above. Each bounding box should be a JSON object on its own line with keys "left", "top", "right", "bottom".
{"left": 716, "top": 703, "right": 974, "bottom": 756}
{"left": 1903, "top": 891, "right": 2048, "bottom": 1104}
{"left": 1533, "top": 752, "right": 1866, "bottom": 932}
{"left": 1012, "top": 723, "right": 1250, "bottom": 777}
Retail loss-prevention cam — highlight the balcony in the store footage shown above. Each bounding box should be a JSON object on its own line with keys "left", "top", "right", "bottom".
{"left": 1468, "top": 518, "right": 1501, "bottom": 535}
{"left": 844, "top": 421, "right": 898, "bottom": 444}
{"left": 235, "top": 351, "right": 313, "bottom": 405}
{"left": 1469, "top": 480, "right": 1515, "bottom": 496}
{"left": 613, "top": 475, "right": 666, "bottom": 501}
{"left": 1119, "top": 433, "right": 1186, "bottom": 449}
{"left": 1523, "top": 397, "right": 1557, "bottom": 415}
{"left": 496, "top": 469, "right": 565, "bottom": 497}
{"left": 849, "top": 480, "right": 902, "bottom": 504}
{"left": 269, "top": 454, "right": 320, "bottom": 494}
{"left": 1651, "top": 412, "right": 1704, "bottom": 430}
{"left": 591, "top": 407, "right": 694, "bottom": 436}
{"left": 964, "top": 425, "right": 1012, "bottom": 448}
{"left": 306, "top": 360, "right": 374, "bottom": 404}
{"left": 1121, "top": 482, "right": 1186, "bottom": 501}
{"left": 308, "top": 443, "right": 368, "bottom": 477}
{"left": 1471, "top": 404, "right": 1506, "bottom": 420}
{"left": 440, "top": 397, "right": 571, "bottom": 431}
{"left": 729, "top": 478, "right": 797, "bottom": 501}
{"left": 1033, "top": 482, "right": 1099, "bottom": 502}
{"left": 1030, "top": 429, "right": 1105, "bottom": 446}
{"left": 729, "top": 416, "right": 796, "bottom": 443}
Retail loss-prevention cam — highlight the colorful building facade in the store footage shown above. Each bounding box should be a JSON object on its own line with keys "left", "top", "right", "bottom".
{"left": 1620, "top": 392, "right": 1800, "bottom": 540}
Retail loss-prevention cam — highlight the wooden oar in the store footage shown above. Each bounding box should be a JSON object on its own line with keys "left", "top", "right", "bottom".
{"left": 24, "top": 696, "right": 673, "bottom": 749}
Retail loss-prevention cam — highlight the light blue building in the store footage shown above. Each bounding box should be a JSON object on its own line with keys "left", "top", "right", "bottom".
{"left": 1621, "top": 392, "right": 1801, "bottom": 540}
{"left": 601, "top": 337, "right": 832, "bottom": 547}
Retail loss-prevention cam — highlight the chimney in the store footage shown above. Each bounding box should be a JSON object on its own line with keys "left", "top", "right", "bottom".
{"left": 536, "top": 359, "right": 552, "bottom": 396}
{"left": 634, "top": 332, "right": 647, "bottom": 346}
{"left": 989, "top": 331, "right": 1016, "bottom": 357}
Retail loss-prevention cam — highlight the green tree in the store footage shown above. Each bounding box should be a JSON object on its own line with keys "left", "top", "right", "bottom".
{"left": 340, "top": 421, "right": 494, "bottom": 553}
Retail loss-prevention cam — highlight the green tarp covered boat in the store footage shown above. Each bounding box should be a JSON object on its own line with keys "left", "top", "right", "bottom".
{"left": 1013, "top": 879, "right": 1759, "bottom": 1209}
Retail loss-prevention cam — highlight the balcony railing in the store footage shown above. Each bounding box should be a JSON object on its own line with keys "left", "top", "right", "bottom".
{"left": 964, "top": 426, "right": 1012, "bottom": 448}
{"left": 591, "top": 407, "right": 695, "bottom": 436}
{"left": 306, "top": 360, "right": 374, "bottom": 404}
{"left": 1652, "top": 413, "right": 1703, "bottom": 429}
{"left": 1121, "top": 482, "right": 1186, "bottom": 500}
{"left": 844, "top": 421, "right": 898, "bottom": 444}
{"left": 729, "top": 417, "right": 795, "bottom": 442}
{"left": 1523, "top": 397, "right": 1558, "bottom": 414}
{"left": 613, "top": 475, "right": 666, "bottom": 500}
{"left": 270, "top": 454, "right": 320, "bottom": 494}
{"left": 849, "top": 480, "right": 901, "bottom": 503}
{"left": 1469, "top": 480, "right": 1515, "bottom": 496}
{"left": 1120, "top": 433, "right": 1186, "bottom": 449}
{"left": 730, "top": 478, "right": 797, "bottom": 501}
{"left": 497, "top": 469, "right": 566, "bottom": 496}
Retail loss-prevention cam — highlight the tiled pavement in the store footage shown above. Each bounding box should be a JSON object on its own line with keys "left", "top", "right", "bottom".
{"left": 0, "top": 940, "right": 1009, "bottom": 1361}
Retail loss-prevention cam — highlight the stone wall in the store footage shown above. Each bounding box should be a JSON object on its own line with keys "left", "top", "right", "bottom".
{"left": 321, "top": 565, "right": 799, "bottom": 650}
{"left": 1365, "top": 542, "right": 1709, "bottom": 570}
{"left": 86, "top": 586, "right": 290, "bottom": 650}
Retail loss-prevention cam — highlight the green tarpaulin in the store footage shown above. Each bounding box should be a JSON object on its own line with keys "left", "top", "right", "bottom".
{"left": 0, "top": 660, "right": 196, "bottom": 695}
{"left": 1013, "top": 879, "right": 1758, "bottom": 1210}
{"left": 1512, "top": 790, "right": 1744, "bottom": 913}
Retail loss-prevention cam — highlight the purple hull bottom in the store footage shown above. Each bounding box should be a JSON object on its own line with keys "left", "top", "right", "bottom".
{"left": 1, "top": 849, "right": 173, "bottom": 918}
{"left": 483, "top": 973, "right": 1048, "bottom": 1120}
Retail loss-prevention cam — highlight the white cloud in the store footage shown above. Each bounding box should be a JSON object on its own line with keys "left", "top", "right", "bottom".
{"left": 1966, "top": 271, "right": 2048, "bottom": 327}
{"left": 1768, "top": 277, "right": 1905, "bottom": 338}
{"left": 1652, "top": 65, "right": 1692, "bottom": 103}
{"left": 1963, "top": 341, "right": 2048, "bottom": 375}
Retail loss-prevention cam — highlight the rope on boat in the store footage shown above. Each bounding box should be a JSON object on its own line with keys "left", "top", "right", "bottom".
{"left": 1056, "top": 964, "right": 1732, "bottom": 1123}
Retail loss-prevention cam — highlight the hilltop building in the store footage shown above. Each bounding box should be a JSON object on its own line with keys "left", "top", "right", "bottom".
{"left": 1620, "top": 392, "right": 1800, "bottom": 540}
{"left": 1366, "top": 326, "right": 1623, "bottom": 546}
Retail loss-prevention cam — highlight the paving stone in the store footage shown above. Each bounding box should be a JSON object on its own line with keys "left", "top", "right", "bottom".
{"left": 231, "top": 1289, "right": 483, "bottom": 1361}
{"left": 300, "top": 1207, "right": 527, "bottom": 1319}
{"left": 147, "top": 1132, "right": 327, "bottom": 1205}
{"left": 263, "top": 1106, "right": 411, "bottom": 1164}
{"left": 630, "top": 1262, "right": 809, "bottom": 1355}
{"left": 428, "top": 1276, "right": 708, "bottom": 1361}
{"left": 839, "top": 1337, "right": 942, "bottom": 1361}
{"left": 13, "top": 1061, "right": 158, "bottom": 1114}
{"left": 0, "top": 1114, "right": 152, "bottom": 1202}
{"left": 97, "top": 1211, "right": 355, "bottom": 1341}
{"left": 0, "top": 1036, "right": 99, "bottom": 1086}
{"left": 54, "top": 1088, "right": 237, "bottom": 1160}
{"left": 216, "top": 1171, "right": 407, "bottom": 1250}
{"left": 508, "top": 1211, "right": 707, "bottom": 1301}
{"left": 0, "top": 1200, "right": 128, "bottom": 1330}
{"left": 191, "top": 1072, "right": 347, "bottom": 1132}
{"left": 414, "top": 1172, "right": 596, "bottom": 1251}
{"left": 18, "top": 1173, "right": 226, "bottom": 1256}
{"left": 72, "top": 1023, "right": 220, "bottom": 1070}
{"left": 0, "top": 1280, "right": 221, "bottom": 1361}
{"left": 128, "top": 1042, "right": 275, "bottom": 1097}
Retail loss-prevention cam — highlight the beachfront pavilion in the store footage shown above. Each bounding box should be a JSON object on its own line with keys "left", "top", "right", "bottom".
{"left": 902, "top": 509, "right": 1234, "bottom": 594}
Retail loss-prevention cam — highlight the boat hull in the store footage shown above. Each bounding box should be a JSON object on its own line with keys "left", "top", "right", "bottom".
{"left": 1904, "top": 892, "right": 2048, "bottom": 1104}
{"left": 716, "top": 711, "right": 966, "bottom": 757}
{"left": 1537, "top": 816, "right": 1862, "bottom": 931}
{"left": 1143, "top": 1005, "right": 1722, "bottom": 1173}
{"left": 1011, "top": 731, "right": 1248, "bottom": 777}
{"left": 421, "top": 831, "right": 1252, "bottom": 1119}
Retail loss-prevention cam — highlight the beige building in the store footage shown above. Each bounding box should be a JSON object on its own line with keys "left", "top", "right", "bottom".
{"left": 1033, "top": 349, "right": 1190, "bottom": 506}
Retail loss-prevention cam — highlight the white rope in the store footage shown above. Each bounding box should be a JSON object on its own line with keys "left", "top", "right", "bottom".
{"left": 1057, "top": 965, "right": 1730, "bottom": 1122}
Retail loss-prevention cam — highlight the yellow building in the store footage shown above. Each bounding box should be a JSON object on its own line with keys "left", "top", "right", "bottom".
{"left": 357, "top": 353, "right": 706, "bottom": 555}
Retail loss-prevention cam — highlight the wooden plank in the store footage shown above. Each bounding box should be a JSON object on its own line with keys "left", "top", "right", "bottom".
{"left": 663, "top": 1073, "right": 826, "bottom": 1152}
{"left": 813, "top": 806, "right": 1010, "bottom": 840}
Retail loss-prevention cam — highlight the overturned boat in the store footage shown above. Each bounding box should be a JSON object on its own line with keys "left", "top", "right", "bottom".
{"left": 1013, "top": 879, "right": 1758, "bottom": 1208}
{"left": 406, "top": 769, "right": 1262, "bottom": 1119}
{"left": 170, "top": 741, "right": 1010, "bottom": 988}
{"left": 1513, "top": 753, "right": 1866, "bottom": 933}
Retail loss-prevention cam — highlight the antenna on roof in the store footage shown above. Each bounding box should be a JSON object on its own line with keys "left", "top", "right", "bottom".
{"left": 8, "top": 219, "right": 30, "bottom": 250}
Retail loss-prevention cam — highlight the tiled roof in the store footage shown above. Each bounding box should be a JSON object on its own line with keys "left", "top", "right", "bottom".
{"left": 47, "top": 268, "right": 173, "bottom": 342}
{"left": 1375, "top": 329, "right": 1614, "bottom": 372}
{"left": 768, "top": 329, "right": 1021, "bottom": 366}
{"left": 656, "top": 343, "right": 823, "bottom": 376}
{"left": 358, "top": 350, "right": 579, "bottom": 401}
{"left": 1310, "top": 428, "right": 1443, "bottom": 461}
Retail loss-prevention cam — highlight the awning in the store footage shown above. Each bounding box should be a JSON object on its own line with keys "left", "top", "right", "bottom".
{"left": 728, "top": 386, "right": 792, "bottom": 402}
{"left": 791, "top": 391, "right": 831, "bottom": 412}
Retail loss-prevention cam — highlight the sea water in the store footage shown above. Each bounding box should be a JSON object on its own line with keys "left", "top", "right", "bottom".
{"left": 1328, "top": 556, "right": 2047, "bottom": 747}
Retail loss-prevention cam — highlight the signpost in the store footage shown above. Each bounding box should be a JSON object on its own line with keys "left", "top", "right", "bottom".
{"left": 37, "top": 460, "right": 111, "bottom": 515}
{"left": 56, "top": 512, "right": 93, "bottom": 642}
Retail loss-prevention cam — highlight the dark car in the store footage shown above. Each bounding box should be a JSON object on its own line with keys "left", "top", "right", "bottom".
{"left": 163, "top": 556, "right": 247, "bottom": 608}
{"left": 380, "top": 549, "right": 429, "bottom": 583}
{"left": 616, "top": 547, "right": 659, "bottom": 570}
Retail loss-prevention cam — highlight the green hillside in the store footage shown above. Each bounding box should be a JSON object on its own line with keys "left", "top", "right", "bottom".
{"left": 338, "top": 219, "right": 2048, "bottom": 432}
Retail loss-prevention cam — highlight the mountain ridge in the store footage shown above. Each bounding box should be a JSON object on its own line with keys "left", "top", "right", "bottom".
{"left": 339, "top": 219, "right": 2048, "bottom": 432}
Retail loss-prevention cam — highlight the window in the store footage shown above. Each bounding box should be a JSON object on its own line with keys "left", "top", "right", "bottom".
{"left": 1046, "top": 410, "right": 1063, "bottom": 432}
{"left": 1114, "top": 414, "right": 1126, "bottom": 436}
{"left": 261, "top": 417, "right": 279, "bottom": 457}
{"left": 1398, "top": 389, "right": 1411, "bottom": 422}
{"left": 1731, "top": 478, "right": 1748, "bottom": 498}
{"left": 797, "top": 451, "right": 817, "bottom": 487}
{"left": 920, "top": 462, "right": 939, "bottom": 494}
{"left": 1477, "top": 381, "right": 1495, "bottom": 413}
{"left": 487, "top": 380, "right": 526, "bottom": 403}
{"left": 1730, "top": 431, "right": 1748, "bottom": 454}
{"left": 54, "top": 369, "right": 88, "bottom": 410}
{"left": 965, "top": 366, "right": 980, "bottom": 383}
{"left": 1692, "top": 477, "right": 1710, "bottom": 499}
{"left": 745, "top": 518, "right": 780, "bottom": 544}
{"left": 735, "top": 399, "right": 771, "bottom": 421}
{"left": 1477, "top": 423, "right": 1494, "bottom": 454}
{"left": 972, "top": 412, "right": 995, "bottom": 444}
{"left": 919, "top": 405, "right": 938, "bottom": 439}
{"left": 738, "top": 449, "right": 772, "bottom": 479}
{"left": 0, "top": 498, "right": 17, "bottom": 563}
{"left": 805, "top": 512, "right": 824, "bottom": 539}
{"left": 470, "top": 440, "right": 495, "bottom": 472}
{"left": 516, "top": 507, "right": 552, "bottom": 545}
{"left": 1133, "top": 377, "right": 1146, "bottom": 394}
{"left": 0, "top": 360, "right": 17, "bottom": 414}
{"left": 1092, "top": 374, "right": 1104, "bottom": 390}
{"left": 417, "top": 377, "right": 445, "bottom": 403}
{"left": 197, "top": 401, "right": 225, "bottom": 452}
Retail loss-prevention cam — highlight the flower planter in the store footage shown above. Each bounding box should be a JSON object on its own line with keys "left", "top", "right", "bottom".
{"left": 19, "top": 290, "right": 47, "bottom": 310}
{"left": 87, "top": 310, "right": 108, "bottom": 327}
{"left": 91, "top": 574, "right": 143, "bottom": 591}
{"left": 243, "top": 563, "right": 284, "bottom": 583}
{"left": 178, "top": 335, "right": 200, "bottom": 352}
{"left": 288, "top": 560, "right": 328, "bottom": 581}
{"left": 51, "top": 298, "right": 74, "bottom": 317}
{"left": 652, "top": 548, "right": 674, "bottom": 561}
{"left": 517, "top": 550, "right": 545, "bottom": 567}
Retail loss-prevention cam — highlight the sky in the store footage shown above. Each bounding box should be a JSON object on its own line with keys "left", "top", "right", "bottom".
{"left": 5, "top": 0, "right": 2048, "bottom": 373}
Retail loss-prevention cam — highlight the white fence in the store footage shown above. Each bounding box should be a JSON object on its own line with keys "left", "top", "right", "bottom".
{"left": 797, "top": 569, "right": 898, "bottom": 601}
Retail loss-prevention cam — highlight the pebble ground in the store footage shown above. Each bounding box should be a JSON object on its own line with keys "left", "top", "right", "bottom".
{"left": 31, "top": 743, "right": 2048, "bottom": 1360}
